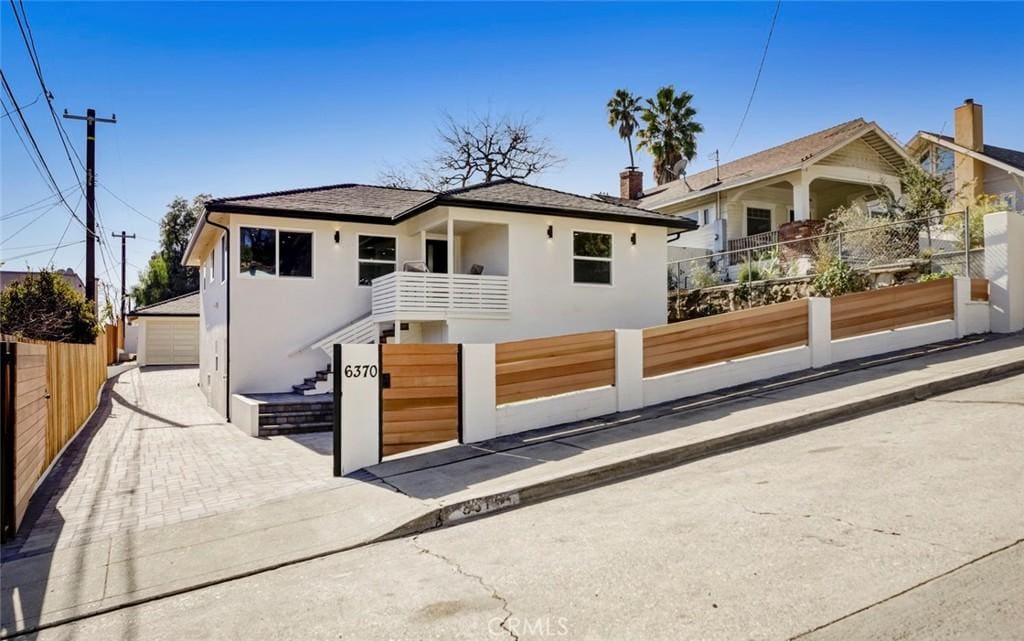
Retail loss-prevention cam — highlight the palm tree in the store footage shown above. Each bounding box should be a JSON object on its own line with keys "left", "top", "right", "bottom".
{"left": 606, "top": 89, "right": 642, "bottom": 169}
{"left": 637, "top": 86, "right": 704, "bottom": 185}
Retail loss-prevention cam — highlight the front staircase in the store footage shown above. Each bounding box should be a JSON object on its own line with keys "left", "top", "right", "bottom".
{"left": 252, "top": 394, "right": 334, "bottom": 436}
{"left": 288, "top": 314, "right": 400, "bottom": 396}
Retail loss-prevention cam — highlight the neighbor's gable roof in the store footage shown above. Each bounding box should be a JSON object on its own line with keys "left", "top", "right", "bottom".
{"left": 639, "top": 119, "right": 909, "bottom": 210}
{"left": 911, "top": 131, "right": 1024, "bottom": 178}
{"left": 129, "top": 291, "right": 199, "bottom": 317}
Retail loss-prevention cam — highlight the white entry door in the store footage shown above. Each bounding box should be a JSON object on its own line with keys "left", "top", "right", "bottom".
{"left": 144, "top": 318, "right": 199, "bottom": 365}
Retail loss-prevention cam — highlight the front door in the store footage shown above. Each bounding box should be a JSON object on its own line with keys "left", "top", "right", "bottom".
{"left": 425, "top": 239, "right": 448, "bottom": 274}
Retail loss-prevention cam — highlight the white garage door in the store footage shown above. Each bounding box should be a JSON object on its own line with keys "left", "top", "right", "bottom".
{"left": 145, "top": 318, "right": 199, "bottom": 365}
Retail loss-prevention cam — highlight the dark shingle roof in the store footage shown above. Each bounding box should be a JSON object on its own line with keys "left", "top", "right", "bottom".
{"left": 129, "top": 291, "right": 199, "bottom": 317}
{"left": 927, "top": 133, "right": 1024, "bottom": 173}
{"left": 207, "top": 179, "right": 693, "bottom": 229}
{"left": 431, "top": 179, "right": 684, "bottom": 224}
{"left": 640, "top": 119, "right": 877, "bottom": 208}
{"left": 208, "top": 184, "right": 435, "bottom": 219}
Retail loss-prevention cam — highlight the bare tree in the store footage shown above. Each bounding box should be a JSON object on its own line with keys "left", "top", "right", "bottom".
{"left": 377, "top": 112, "right": 562, "bottom": 191}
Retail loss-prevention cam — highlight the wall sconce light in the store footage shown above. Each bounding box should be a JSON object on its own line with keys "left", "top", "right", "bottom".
{"left": 334, "top": 230, "right": 340, "bottom": 243}
{"left": 630, "top": 232, "right": 637, "bottom": 245}
{"left": 546, "top": 225, "right": 553, "bottom": 239}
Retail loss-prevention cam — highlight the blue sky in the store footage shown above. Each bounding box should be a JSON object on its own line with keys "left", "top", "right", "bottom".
{"left": 3, "top": 1, "right": 1023, "bottom": 295}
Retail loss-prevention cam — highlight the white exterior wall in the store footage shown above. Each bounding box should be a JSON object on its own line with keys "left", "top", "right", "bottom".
{"left": 226, "top": 214, "right": 417, "bottom": 395}
{"left": 440, "top": 206, "right": 667, "bottom": 343}
{"left": 198, "top": 233, "right": 229, "bottom": 415}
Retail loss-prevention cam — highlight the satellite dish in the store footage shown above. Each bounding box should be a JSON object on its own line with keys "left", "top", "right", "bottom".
{"left": 672, "top": 158, "right": 688, "bottom": 180}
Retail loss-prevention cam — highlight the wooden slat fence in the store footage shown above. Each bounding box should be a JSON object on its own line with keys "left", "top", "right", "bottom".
{"left": 496, "top": 330, "right": 615, "bottom": 405}
{"left": 643, "top": 299, "right": 809, "bottom": 378}
{"left": 970, "top": 278, "right": 989, "bottom": 302}
{"left": 1, "top": 331, "right": 108, "bottom": 539}
{"left": 380, "top": 344, "right": 460, "bottom": 456}
{"left": 831, "top": 278, "right": 954, "bottom": 340}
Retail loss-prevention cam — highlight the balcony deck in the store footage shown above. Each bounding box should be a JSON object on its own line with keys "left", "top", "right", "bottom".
{"left": 371, "top": 271, "right": 511, "bottom": 321}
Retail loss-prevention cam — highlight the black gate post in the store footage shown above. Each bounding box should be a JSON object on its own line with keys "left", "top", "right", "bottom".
{"left": 456, "top": 344, "right": 464, "bottom": 444}
{"left": 332, "top": 343, "right": 342, "bottom": 478}
{"left": 1, "top": 342, "right": 18, "bottom": 542}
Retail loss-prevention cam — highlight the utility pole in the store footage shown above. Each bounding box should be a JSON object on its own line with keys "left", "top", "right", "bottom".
{"left": 111, "top": 231, "right": 135, "bottom": 322}
{"left": 63, "top": 108, "right": 116, "bottom": 311}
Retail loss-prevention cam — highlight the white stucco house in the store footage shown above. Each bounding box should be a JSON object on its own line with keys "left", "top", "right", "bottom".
{"left": 616, "top": 118, "right": 912, "bottom": 259}
{"left": 182, "top": 179, "right": 695, "bottom": 418}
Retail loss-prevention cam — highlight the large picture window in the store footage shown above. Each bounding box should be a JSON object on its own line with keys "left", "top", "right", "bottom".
{"left": 239, "top": 227, "right": 313, "bottom": 278}
{"left": 358, "top": 235, "right": 396, "bottom": 286}
{"left": 745, "top": 208, "right": 772, "bottom": 236}
{"left": 572, "top": 231, "right": 612, "bottom": 285}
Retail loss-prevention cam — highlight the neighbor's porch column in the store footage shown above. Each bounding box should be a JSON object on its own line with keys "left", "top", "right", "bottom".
{"left": 791, "top": 175, "right": 811, "bottom": 221}
{"left": 446, "top": 215, "right": 455, "bottom": 275}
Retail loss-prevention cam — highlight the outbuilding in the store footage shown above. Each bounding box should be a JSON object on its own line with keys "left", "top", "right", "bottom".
{"left": 128, "top": 291, "right": 200, "bottom": 366}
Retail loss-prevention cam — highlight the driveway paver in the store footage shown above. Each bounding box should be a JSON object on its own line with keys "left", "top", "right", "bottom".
{"left": 6, "top": 366, "right": 336, "bottom": 557}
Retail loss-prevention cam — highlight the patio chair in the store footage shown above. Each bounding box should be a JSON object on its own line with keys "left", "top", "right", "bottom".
{"left": 469, "top": 264, "right": 484, "bottom": 275}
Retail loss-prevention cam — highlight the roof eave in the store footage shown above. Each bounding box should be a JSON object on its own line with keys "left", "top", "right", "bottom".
{"left": 433, "top": 197, "right": 697, "bottom": 230}
{"left": 916, "top": 132, "right": 1024, "bottom": 179}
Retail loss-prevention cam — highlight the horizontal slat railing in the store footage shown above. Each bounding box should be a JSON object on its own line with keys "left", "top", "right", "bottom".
{"left": 830, "top": 278, "right": 954, "bottom": 340}
{"left": 642, "top": 299, "right": 809, "bottom": 378}
{"left": 496, "top": 330, "right": 616, "bottom": 405}
{"left": 372, "top": 272, "right": 510, "bottom": 318}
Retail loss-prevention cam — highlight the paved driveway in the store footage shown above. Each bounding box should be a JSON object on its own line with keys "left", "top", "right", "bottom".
{"left": 5, "top": 366, "right": 336, "bottom": 557}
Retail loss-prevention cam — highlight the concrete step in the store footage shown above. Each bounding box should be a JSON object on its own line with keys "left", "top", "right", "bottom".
{"left": 258, "top": 411, "right": 333, "bottom": 427}
{"left": 258, "top": 421, "right": 333, "bottom": 436}
{"left": 258, "top": 401, "right": 333, "bottom": 414}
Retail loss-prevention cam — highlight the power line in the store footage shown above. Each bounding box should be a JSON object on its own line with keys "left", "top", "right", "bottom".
{"left": 726, "top": 0, "right": 782, "bottom": 156}
{"left": 0, "top": 89, "right": 43, "bottom": 119}
{"left": 0, "top": 185, "right": 75, "bottom": 220}
{"left": 0, "top": 69, "right": 88, "bottom": 231}
{"left": 0, "top": 240, "right": 85, "bottom": 263}
{"left": 8, "top": 0, "right": 87, "bottom": 197}
{"left": 97, "top": 182, "right": 162, "bottom": 224}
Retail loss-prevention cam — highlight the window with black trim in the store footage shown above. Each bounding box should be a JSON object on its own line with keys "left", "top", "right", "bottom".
{"left": 279, "top": 231, "right": 313, "bottom": 277}
{"left": 573, "top": 231, "right": 612, "bottom": 285}
{"left": 358, "top": 235, "right": 396, "bottom": 285}
{"left": 746, "top": 208, "right": 772, "bottom": 235}
{"left": 239, "top": 227, "right": 313, "bottom": 278}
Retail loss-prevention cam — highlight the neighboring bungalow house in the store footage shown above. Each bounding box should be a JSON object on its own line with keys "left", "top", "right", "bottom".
{"left": 906, "top": 99, "right": 1024, "bottom": 213}
{"left": 621, "top": 119, "right": 911, "bottom": 258}
{"left": 127, "top": 291, "right": 200, "bottom": 367}
{"left": 182, "top": 179, "right": 694, "bottom": 418}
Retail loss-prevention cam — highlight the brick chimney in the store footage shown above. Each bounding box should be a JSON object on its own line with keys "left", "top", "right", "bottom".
{"left": 619, "top": 169, "right": 643, "bottom": 201}
{"left": 953, "top": 99, "right": 985, "bottom": 204}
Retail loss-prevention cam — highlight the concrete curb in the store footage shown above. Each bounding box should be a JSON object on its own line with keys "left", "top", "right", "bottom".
{"left": 377, "top": 357, "right": 1024, "bottom": 541}
{"left": 5, "top": 356, "right": 1023, "bottom": 638}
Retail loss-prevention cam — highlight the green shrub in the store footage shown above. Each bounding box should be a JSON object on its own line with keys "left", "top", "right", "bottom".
{"left": 917, "top": 272, "right": 951, "bottom": 283}
{"left": 812, "top": 257, "right": 864, "bottom": 297}
{"left": 0, "top": 270, "right": 99, "bottom": 343}
{"left": 691, "top": 265, "right": 720, "bottom": 289}
{"left": 738, "top": 263, "right": 763, "bottom": 283}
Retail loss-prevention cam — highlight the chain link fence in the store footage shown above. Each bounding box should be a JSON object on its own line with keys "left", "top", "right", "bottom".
{"left": 668, "top": 210, "right": 986, "bottom": 297}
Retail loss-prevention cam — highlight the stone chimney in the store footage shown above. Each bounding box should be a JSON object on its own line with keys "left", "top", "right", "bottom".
{"left": 619, "top": 169, "right": 643, "bottom": 201}
{"left": 953, "top": 99, "right": 985, "bottom": 204}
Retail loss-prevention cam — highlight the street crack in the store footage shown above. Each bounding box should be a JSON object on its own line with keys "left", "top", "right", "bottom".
{"left": 738, "top": 504, "right": 969, "bottom": 554}
{"left": 410, "top": 536, "right": 519, "bottom": 640}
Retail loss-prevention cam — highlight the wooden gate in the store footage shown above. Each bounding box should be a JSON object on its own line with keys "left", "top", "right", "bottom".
{"left": 379, "top": 344, "right": 461, "bottom": 457}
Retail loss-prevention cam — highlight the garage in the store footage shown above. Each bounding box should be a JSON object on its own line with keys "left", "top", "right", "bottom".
{"left": 128, "top": 291, "right": 200, "bottom": 366}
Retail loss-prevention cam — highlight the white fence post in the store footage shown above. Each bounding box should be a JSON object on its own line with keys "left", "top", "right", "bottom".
{"left": 953, "top": 276, "right": 971, "bottom": 338}
{"left": 460, "top": 344, "right": 497, "bottom": 443}
{"left": 615, "top": 329, "right": 644, "bottom": 412}
{"left": 983, "top": 211, "right": 1024, "bottom": 333}
{"left": 807, "top": 297, "right": 832, "bottom": 368}
{"left": 339, "top": 343, "right": 380, "bottom": 474}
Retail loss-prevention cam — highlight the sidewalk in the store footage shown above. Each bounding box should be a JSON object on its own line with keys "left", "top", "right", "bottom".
{"left": 3, "top": 332, "right": 1024, "bottom": 637}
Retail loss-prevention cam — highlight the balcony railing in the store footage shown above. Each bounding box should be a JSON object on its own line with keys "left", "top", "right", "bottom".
{"left": 727, "top": 229, "right": 779, "bottom": 253}
{"left": 371, "top": 272, "right": 511, "bottom": 319}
